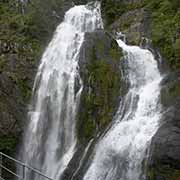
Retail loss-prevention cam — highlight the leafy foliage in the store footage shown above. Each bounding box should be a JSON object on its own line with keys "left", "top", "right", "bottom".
{"left": 147, "top": 0, "right": 180, "bottom": 69}
{"left": 101, "top": 0, "right": 180, "bottom": 69}
{"left": 101, "top": 0, "right": 127, "bottom": 26}
{"left": 148, "top": 166, "right": 180, "bottom": 180}
{"left": 0, "top": 136, "right": 17, "bottom": 155}
{"left": 77, "top": 40, "right": 121, "bottom": 141}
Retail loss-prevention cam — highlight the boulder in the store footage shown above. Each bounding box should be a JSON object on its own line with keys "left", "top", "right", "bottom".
{"left": 147, "top": 71, "right": 180, "bottom": 180}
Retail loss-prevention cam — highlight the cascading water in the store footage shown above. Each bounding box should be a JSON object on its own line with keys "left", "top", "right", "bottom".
{"left": 20, "top": 2, "right": 103, "bottom": 180}
{"left": 19, "top": 1, "right": 163, "bottom": 179}
{"left": 83, "top": 39, "right": 163, "bottom": 180}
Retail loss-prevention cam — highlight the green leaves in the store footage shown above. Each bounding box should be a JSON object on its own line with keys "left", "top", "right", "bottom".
{"left": 148, "top": 0, "right": 180, "bottom": 69}
{"left": 101, "top": 0, "right": 126, "bottom": 26}
{"left": 0, "top": 136, "right": 17, "bottom": 155}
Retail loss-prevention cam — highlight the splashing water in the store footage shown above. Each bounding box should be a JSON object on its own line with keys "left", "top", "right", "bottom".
{"left": 20, "top": 2, "right": 103, "bottom": 180}
{"left": 20, "top": 2, "right": 163, "bottom": 179}
{"left": 83, "top": 39, "right": 162, "bottom": 180}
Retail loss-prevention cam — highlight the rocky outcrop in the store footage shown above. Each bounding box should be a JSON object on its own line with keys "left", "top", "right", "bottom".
{"left": 147, "top": 71, "right": 180, "bottom": 180}
{"left": 77, "top": 30, "right": 123, "bottom": 142}
{"left": 102, "top": 1, "right": 152, "bottom": 46}
{"left": 101, "top": 0, "right": 180, "bottom": 69}
{"left": 0, "top": 38, "right": 37, "bottom": 154}
{"left": 110, "top": 8, "right": 151, "bottom": 45}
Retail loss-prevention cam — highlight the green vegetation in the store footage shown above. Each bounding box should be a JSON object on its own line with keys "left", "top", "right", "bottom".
{"left": 161, "top": 79, "right": 180, "bottom": 107}
{"left": 0, "top": 0, "right": 68, "bottom": 101}
{"left": 0, "top": 0, "right": 64, "bottom": 154}
{"left": 0, "top": 136, "right": 17, "bottom": 155}
{"left": 101, "top": 0, "right": 180, "bottom": 70}
{"left": 148, "top": 166, "right": 180, "bottom": 180}
{"left": 101, "top": 0, "right": 145, "bottom": 27}
{"left": 101, "top": 0, "right": 127, "bottom": 26}
{"left": 0, "top": 0, "right": 66, "bottom": 101}
{"left": 175, "top": 38, "right": 180, "bottom": 63}
{"left": 147, "top": 0, "right": 180, "bottom": 70}
{"left": 77, "top": 38, "right": 122, "bottom": 141}
{"left": 23, "top": 0, "right": 63, "bottom": 42}
{"left": 0, "top": 0, "right": 41, "bottom": 101}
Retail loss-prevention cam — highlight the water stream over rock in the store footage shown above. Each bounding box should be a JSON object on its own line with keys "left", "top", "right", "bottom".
{"left": 20, "top": 2, "right": 103, "bottom": 180}
{"left": 83, "top": 39, "right": 163, "bottom": 180}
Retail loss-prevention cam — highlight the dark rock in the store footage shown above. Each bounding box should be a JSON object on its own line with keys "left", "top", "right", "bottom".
{"left": 147, "top": 71, "right": 180, "bottom": 179}
{"left": 154, "top": 176, "right": 165, "bottom": 180}
{"left": 77, "top": 30, "right": 123, "bottom": 142}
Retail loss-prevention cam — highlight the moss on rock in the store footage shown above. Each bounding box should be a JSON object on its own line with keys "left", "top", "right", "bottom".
{"left": 147, "top": 0, "right": 180, "bottom": 70}
{"left": 77, "top": 31, "right": 123, "bottom": 142}
{"left": 102, "top": 0, "right": 180, "bottom": 70}
{"left": 0, "top": 136, "right": 17, "bottom": 155}
{"left": 147, "top": 166, "right": 180, "bottom": 180}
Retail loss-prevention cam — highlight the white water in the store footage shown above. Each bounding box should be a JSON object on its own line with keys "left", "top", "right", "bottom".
{"left": 84, "top": 40, "right": 162, "bottom": 180}
{"left": 21, "top": 2, "right": 103, "bottom": 180}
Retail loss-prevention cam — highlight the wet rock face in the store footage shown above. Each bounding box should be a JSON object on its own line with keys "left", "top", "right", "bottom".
{"left": 77, "top": 30, "right": 123, "bottom": 142}
{"left": 150, "top": 124, "right": 180, "bottom": 168}
{"left": 0, "top": 38, "right": 37, "bottom": 154}
{"left": 147, "top": 71, "right": 180, "bottom": 180}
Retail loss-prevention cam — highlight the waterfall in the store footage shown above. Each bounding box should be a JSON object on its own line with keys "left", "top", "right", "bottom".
{"left": 19, "top": 1, "right": 163, "bottom": 179}
{"left": 20, "top": 2, "right": 103, "bottom": 180}
{"left": 83, "top": 39, "right": 163, "bottom": 180}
